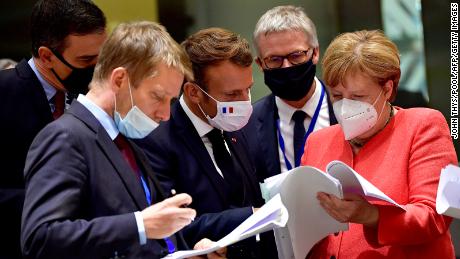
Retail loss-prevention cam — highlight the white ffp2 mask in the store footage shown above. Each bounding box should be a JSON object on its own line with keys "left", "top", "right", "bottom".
{"left": 333, "top": 90, "right": 384, "bottom": 140}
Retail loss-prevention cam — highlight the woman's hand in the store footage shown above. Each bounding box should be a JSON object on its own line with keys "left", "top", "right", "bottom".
{"left": 317, "top": 192, "right": 379, "bottom": 228}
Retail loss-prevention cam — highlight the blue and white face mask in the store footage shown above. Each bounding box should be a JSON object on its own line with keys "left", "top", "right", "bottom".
{"left": 114, "top": 78, "right": 159, "bottom": 139}
{"left": 196, "top": 85, "right": 253, "bottom": 132}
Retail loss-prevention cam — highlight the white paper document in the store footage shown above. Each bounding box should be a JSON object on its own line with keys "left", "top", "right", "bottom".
{"left": 326, "top": 161, "right": 405, "bottom": 210}
{"left": 278, "top": 166, "right": 348, "bottom": 259}
{"left": 162, "top": 194, "right": 288, "bottom": 259}
{"left": 260, "top": 171, "right": 290, "bottom": 201}
{"left": 436, "top": 164, "right": 460, "bottom": 219}
{"left": 260, "top": 160, "right": 405, "bottom": 259}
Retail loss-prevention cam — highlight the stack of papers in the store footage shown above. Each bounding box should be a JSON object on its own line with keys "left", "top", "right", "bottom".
{"left": 326, "top": 161, "right": 405, "bottom": 209}
{"left": 260, "top": 160, "right": 404, "bottom": 259}
{"left": 162, "top": 194, "right": 288, "bottom": 259}
{"left": 165, "top": 161, "right": 407, "bottom": 259}
{"left": 436, "top": 164, "right": 460, "bottom": 219}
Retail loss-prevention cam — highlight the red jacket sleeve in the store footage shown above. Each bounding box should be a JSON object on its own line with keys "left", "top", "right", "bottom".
{"left": 376, "top": 110, "right": 457, "bottom": 245}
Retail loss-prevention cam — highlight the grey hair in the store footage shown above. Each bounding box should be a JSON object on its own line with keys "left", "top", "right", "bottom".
{"left": 253, "top": 5, "right": 319, "bottom": 55}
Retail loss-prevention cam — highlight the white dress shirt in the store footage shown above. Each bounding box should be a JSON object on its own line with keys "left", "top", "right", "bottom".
{"left": 275, "top": 77, "right": 331, "bottom": 173}
{"left": 180, "top": 95, "right": 230, "bottom": 178}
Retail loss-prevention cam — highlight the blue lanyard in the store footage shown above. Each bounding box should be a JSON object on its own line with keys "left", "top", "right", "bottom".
{"left": 140, "top": 175, "right": 176, "bottom": 254}
{"left": 277, "top": 83, "right": 325, "bottom": 170}
{"left": 140, "top": 175, "right": 151, "bottom": 205}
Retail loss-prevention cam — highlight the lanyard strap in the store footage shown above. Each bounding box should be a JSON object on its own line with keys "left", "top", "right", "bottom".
{"left": 140, "top": 175, "right": 151, "bottom": 205}
{"left": 140, "top": 175, "right": 176, "bottom": 254}
{"left": 277, "top": 83, "right": 325, "bottom": 170}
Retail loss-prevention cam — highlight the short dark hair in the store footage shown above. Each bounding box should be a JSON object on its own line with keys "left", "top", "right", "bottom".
{"left": 30, "top": 0, "right": 106, "bottom": 57}
{"left": 181, "top": 27, "right": 253, "bottom": 90}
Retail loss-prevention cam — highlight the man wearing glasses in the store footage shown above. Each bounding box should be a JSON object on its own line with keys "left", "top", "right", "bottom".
{"left": 246, "top": 5, "right": 337, "bottom": 182}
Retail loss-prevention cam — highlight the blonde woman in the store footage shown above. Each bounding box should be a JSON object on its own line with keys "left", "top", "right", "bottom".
{"left": 302, "top": 30, "right": 457, "bottom": 258}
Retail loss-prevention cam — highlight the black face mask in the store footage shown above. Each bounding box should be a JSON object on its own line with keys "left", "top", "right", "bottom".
{"left": 51, "top": 50, "right": 94, "bottom": 96}
{"left": 263, "top": 59, "right": 316, "bottom": 101}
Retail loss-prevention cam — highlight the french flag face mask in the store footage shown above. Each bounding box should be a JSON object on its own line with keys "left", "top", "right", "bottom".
{"left": 196, "top": 85, "right": 253, "bottom": 132}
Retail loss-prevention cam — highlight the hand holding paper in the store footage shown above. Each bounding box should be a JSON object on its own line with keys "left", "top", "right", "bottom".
{"left": 260, "top": 160, "right": 405, "bottom": 259}
{"left": 162, "top": 194, "right": 288, "bottom": 259}
{"left": 326, "top": 161, "right": 405, "bottom": 210}
{"left": 317, "top": 192, "right": 379, "bottom": 227}
{"left": 188, "top": 239, "right": 226, "bottom": 259}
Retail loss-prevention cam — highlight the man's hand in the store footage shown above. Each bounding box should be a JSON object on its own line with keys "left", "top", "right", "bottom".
{"left": 317, "top": 192, "right": 379, "bottom": 228}
{"left": 141, "top": 193, "right": 196, "bottom": 239}
{"left": 190, "top": 238, "right": 227, "bottom": 259}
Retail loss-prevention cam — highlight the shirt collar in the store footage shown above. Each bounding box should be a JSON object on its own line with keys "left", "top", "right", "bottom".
{"left": 275, "top": 77, "right": 322, "bottom": 123}
{"left": 179, "top": 95, "right": 214, "bottom": 137}
{"left": 28, "top": 58, "right": 56, "bottom": 102}
{"left": 77, "top": 94, "right": 119, "bottom": 140}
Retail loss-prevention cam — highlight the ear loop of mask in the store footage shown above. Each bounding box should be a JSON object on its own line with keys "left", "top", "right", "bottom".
{"left": 114, "top": 73, "right": 135, "bottom": 117}
{"left": 372, "top": 89, "right": 386, "bottom": 126}
{"left": 194, "top": 84, "right": 217, "bottom": 119}
{"left": 196, "top": 84, "right": 219, "bottom": 103}
{"left": 126, "top": 75, "right": 135, "bottom": 108}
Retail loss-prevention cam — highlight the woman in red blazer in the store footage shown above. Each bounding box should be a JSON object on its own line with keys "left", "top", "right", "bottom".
{"left": 301, "top": 30, "right": 457, "bottom": 258}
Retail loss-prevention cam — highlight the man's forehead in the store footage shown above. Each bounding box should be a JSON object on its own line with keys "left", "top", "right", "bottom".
{"left": 150, "top": 66, "right": 184, "bottom": 96}
{"left": 260, "top": 29, "right": 308, "bottom": 41}
{"left": 258, "top": 31, "right": 310, "bottom": 56}
{"left": 206, "top": 67, "right": 252, "bottom": 92}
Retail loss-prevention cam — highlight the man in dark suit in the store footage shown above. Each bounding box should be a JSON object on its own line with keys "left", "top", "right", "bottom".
{"left": 136, "top": 28, "right": 274, "bottom": 258}
{"left": 0, "top": 1, "right": 106, "bottom": 258}
{"left": 246, "top": 6, "right": 337, "bottom": 182}
{"left": 21, "top": 21, "right": 228, "bottom": 259}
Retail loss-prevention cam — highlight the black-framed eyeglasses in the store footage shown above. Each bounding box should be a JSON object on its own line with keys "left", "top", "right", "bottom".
{"left": 262, "top": 49, "right": 312, "bottom": 69}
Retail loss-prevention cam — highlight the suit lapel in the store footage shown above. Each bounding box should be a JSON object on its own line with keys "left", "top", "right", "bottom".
{"left": 17, "top": 59, "right": 54, "bottom": 123}
{"left": 172, "top": 103, "right": 230, "bottom": 206}
{"left": 258, "top": 95, "right": 282, "bottom": 177}
{"left": 67, "top": 101, "right": 148, "bottom": 210}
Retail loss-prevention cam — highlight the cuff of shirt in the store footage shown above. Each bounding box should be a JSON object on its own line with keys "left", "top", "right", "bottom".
{"left": 134, "top": 211, "right": 147, "bottom": 245}
{"left": 251, "top": 207, "right": 260, "bottom": 242}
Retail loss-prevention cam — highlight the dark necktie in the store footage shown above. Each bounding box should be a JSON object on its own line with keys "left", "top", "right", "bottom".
{"left": 292, "top": 110, "right": 307, "bottom": 167}
{"left": 207, "top": 129, "right": 235, "bottom": 180}
{"left": 52, "top": 91, "right": 65, "bottom": 120}
{"left": 206, "top": 129, "right": 245, "bottom": 205}
{"left": 113, "top": 134, "right": 141, "bottom": 179}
